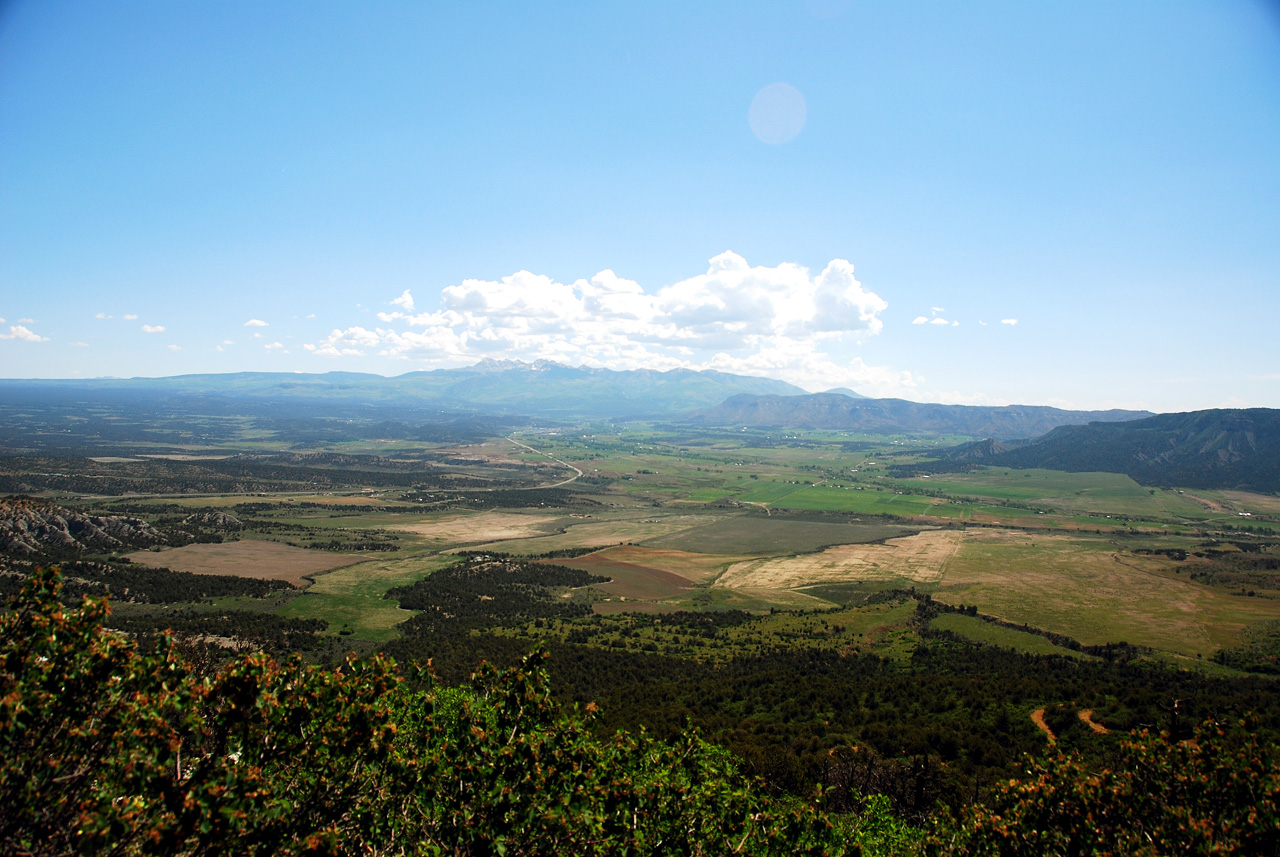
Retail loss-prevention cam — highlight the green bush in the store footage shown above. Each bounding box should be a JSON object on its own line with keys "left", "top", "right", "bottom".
{"left": 927, "top": 721, "right": 1280, "bottom": 856}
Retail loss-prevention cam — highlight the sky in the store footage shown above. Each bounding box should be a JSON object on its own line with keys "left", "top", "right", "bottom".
{"left": 2, "top": 1, "right": 1278, "bottom": 413}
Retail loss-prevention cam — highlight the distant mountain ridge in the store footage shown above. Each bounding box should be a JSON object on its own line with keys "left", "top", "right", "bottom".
{"left": 690, "top": 392, "right": 1152, "bottom": 440}
{"left": 0, "top": 361, "right": 807, "bottom": 420}
{"left": 960, "top": 408, "right": 1280, "bottom": 492}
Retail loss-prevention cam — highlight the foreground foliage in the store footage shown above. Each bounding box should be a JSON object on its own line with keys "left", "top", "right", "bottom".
{"left": 1, "top": 569, "right": 843, "bottom": 856}
{"left": 927, "top": 722, "right": 1280, "bottom": 856}
{"left": 6, "top": 569, "right": 1280, "bottom": 856}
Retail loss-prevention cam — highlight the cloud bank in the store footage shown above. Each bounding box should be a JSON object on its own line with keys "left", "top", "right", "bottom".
{"left": 307, "top": 252, "right": 916, "bottom": 393}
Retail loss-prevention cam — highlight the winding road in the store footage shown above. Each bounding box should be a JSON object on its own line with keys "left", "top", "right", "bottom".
{"left": 507, "top": 436, "right": 584, "bottom": 489}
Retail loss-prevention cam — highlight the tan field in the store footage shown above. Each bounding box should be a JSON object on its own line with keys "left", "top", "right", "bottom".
{"left": 395, "top": 511, "right": 563, "bottom": 544}
{"left": 933, "top": 528, "right": 1280, "bottom": 657}
{"left": 714, "top": 529, "right": 963, "bottom": 591}
{"left": 126, "top": 540, "right": 364, "bottom": 586}
{"left": 589, "top": 545, "right": 745, "bottom": 585}
{"left": 474, "top": 514, "right": 722, "bottom": 554}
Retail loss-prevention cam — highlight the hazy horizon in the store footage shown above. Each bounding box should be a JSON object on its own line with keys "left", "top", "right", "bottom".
{"left": 2, "top": 2, "right": 1277, "bottom": 413}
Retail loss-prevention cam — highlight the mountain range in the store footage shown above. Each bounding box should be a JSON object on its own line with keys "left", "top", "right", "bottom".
{"left": 0, "top": 360, "right": 804, "bottom": 420}
{"left": 947, "top": 408, "right": 1280, "bottom": 493}
{"left": 691, "top": 392, "right": 1152, "bottom": 440}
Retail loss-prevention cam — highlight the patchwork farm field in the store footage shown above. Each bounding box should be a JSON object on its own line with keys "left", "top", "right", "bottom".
{"left": 15, "top": 419, "right": 1278, "bottom": 669}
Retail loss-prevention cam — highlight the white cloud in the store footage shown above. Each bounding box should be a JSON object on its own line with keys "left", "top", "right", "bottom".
{"left": 71, "top": 341, "right": 89, "bottom": 347}
{"left": 141, "top": 324, "right": 165, "bottom": 333}
{"left": 929, "top": 318, "right": 950, "bottom": 326}
{"left": 94, "top": 312, "right": 110, "bottom": 319}
{"left": 306, "top": 313, "right": 316, "bottom": 319}
{"left": 0, "top": 325, "right": 48, "bottom": 342}
{"left": 167, "top": 344, "right": 182, "bottom": 351}
{"left": 264, "top": 341, "right": 285, "bottom": 350}
{"left": 222, "top": 339, "right": 235, "bottom": 345}
{"left": 123, "top": 314, "right": 138, "bottom": 320}
{"left": 306, "top": 252, "right": 915, "bottom": 393}
{"left": 1001, "top": 318, "right": 1018, "bottom": 325}
{"left": 0, "top": 317, "right": 5, "bottom": 323}
{"left": 912, "top": 316, "right": 929, "bottom": 325}
{"left": 244, "top": 319, "right": 269, "bottom": 327}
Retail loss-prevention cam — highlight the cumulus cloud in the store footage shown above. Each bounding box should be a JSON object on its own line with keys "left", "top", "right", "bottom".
{"left": 915, "top": 308, "right": 955, "bottom": 326}
{"left": 264, "top": 341, "right": 286, "bottom": 351}
{"left": 244, "top": 319, "right": 269, "bottom": 327}
{"left": 94, "top": 312, "right": 110, "bottom": 319}
{"left": 306, "top": 252, "right": 917, "bottom": 393}
{"left": 141, "top": 324, "right": 165, "bottom": 333}
{"left": 167, "top": 344, "right": 182, "bottom": 351}
{"left": 123, "top": 314, "right": 138, "bottom": 320}
{"left": 0, "top": 325, "right": 48, "bottom": 342}
{"left": 1001, "top": 318, "right": 1018, "bottom": 325}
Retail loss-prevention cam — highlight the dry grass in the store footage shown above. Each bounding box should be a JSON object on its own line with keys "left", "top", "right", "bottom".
{"left": 933, "top": 528, "right": 1280, "bottom": 657}
{"left": 126, "top": 540, "right": 363, "bottom": 587}
{"left": 1219, "top": 490, "right": 1280, "bottom": 515}
{"left": 473, "top": 515, "right": 721, "bottom": 554}
{"left": 714, "top": 529, "right": 963, "bottom": 591}
{"left": 589, "top": 545, "right": 744, "bottom": 585}
{"left": 396, "top": 511, "right": 562, "bottom": 544}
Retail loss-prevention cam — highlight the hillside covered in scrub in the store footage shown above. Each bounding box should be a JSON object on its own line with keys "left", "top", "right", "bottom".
{"left": 959, "top": 408, "right": 1280, "bottom": 492}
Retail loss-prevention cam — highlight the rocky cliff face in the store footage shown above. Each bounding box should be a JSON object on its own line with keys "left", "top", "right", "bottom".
{"left": 0, "top": 498, "right": 169, "bottom": 555}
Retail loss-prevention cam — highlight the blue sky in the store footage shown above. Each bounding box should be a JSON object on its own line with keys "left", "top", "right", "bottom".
{"left": 2, "top": 1, "right": 1277, "bottom": 413}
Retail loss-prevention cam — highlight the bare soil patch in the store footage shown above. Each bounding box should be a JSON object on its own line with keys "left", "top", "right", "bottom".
{"left": 126, "top": 540, "right": 364, "bottom": 587}
{"left": 715, "top": 529, "right": 962, "bottom": 591}
{"left": 1079, "top": 709, "right": 1109, "bottom": 734}
{"left": 1030, "top": 708, "right": 1056, "bottom": 743}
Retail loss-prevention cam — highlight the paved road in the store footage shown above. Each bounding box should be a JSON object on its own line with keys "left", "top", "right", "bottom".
{"left": 507, "top": 436, "right": 584, "bottom": 489}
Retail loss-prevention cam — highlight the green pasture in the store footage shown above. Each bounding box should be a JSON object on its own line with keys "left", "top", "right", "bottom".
{"left": 928, "top": 613, "right": 1089, "bottom": 659}
{"left": 280, "top": 553, "right": 458, "bottom": 642}
{"left": 771, "top": 485, "right": 939, "bottom": 516}
{"left": 896, "top": 469, "right": 1221, "bottom": 523}
{"left": 735, "top": 481, "right": 808, "bottom": 503}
